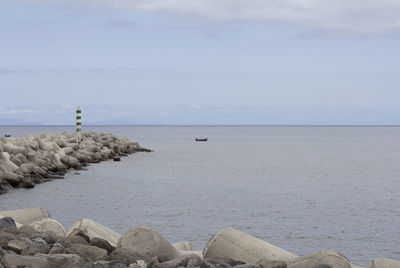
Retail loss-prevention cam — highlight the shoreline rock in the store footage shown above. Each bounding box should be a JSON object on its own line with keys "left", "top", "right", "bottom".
{"left": 1, "top": 209, "right": 399, "bottom": 268}
{"left": 0, "top": 132, "right": 150, "bottom": 195}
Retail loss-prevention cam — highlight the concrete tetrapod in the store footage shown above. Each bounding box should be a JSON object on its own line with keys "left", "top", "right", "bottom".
{"left": 30, "top": 218, "right": 66, "bottom": 237}
{"left": 0, "top": 207, "right": 50, "bottom": 225}
{"left": 203, "top": 227, "right": 297, "bottom": 263}
{"left": 367, "top": 258, "right": 400, "bottom": 268}
{"left": 67, "top": 218, "right": 121, "bottom": 247}
{"left": 117, "top": 226, "right": 181, "bottom": 262}
{"left": 173, "top": 241, "right": 194, "bottom": 251}
{"left": 286, "top": 250, "right": 352, "bottom": 268}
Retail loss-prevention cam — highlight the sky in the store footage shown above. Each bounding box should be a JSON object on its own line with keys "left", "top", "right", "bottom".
{"left": 1, "top": 0, "right": 399, "bottom": 125}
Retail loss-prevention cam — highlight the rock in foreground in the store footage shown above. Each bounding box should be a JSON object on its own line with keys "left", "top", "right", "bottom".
{"left": 1, "top": 210, "right": 400, "bottom": 268}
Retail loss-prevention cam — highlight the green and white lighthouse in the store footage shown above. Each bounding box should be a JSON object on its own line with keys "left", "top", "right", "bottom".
{"left": 76, "top": 106, "right": 82, "bottom": 132}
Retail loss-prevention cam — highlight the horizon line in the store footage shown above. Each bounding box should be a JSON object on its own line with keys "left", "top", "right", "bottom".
{"left": 0, "top": 124, "right": 399, "bottom": 127}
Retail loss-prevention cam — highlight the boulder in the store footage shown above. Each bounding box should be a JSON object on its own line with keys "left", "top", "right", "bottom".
{"left": 91, "top": 237, "right": 116, "bottom": 254}
{"left": 32, "top": 231, "right": 58, "bottom": 244}
{"left": 203, "top": 228, "right": 297, "bottom": 263}
{"left": 257, "top": 259, "right": 287, "bottom": 268}
{"left": 0, "top": 254, "right": 52, "bottom": 268}
{"left": 186, "top": 255, "right": 206, "bottom": 268}
{"left": 117, "top": 226, "right": 180, "bottom": 262}
{"left": 30, "top": 218, "right": 66, "bottom": 237}
{"left": 83, "top": 245, "right": 109, "bottom": 262}
{"left": 49, "top": 243, "right": 66, "bottom": 254}
{"left": 367, "top": 258, "right": 400, "bottom": 268}
{"left": 234, "top": 265, "right": 258, "bottom": 268}
{"left": 67, "top": 243, "right": 108, "bottom": 262}
{"left": 16, "top": 224, "right": 37, "bottom": 236}
{"left": 214, "top": 263, "right": 231, "bottom": 268}
{"left": 109, "top": 248, "right": 143, "bottom": 265}
{"left": 205, "top": 257, "right": 245, "bottom": 266}
{"left": 152, "top": 254, "right": 202, "bottom": 268}
{"left": 68, "top": 218, "right": 121, "bottom": 247}
{"left": 0, "top": 218, "right": 16, "bottom": 231}
{"left": 68, "top": 228, "right": 91, "bottom": 243}
{"left": 35, "top": 253, "right": 83, "bottom": 267}
{"left": 21, "top": 238, "right": 51, "bottom": 255}
{"left": 0, "top": 207, "right": 50, "bottom": 225}
{"left": 69, "top": 235, "right": 90, "bottom": 245}
{"left": 286, "top": 251, "right": 352, "bottom": 268}
{"left": 5, "top": 238, "right": 31, "bottom": 254}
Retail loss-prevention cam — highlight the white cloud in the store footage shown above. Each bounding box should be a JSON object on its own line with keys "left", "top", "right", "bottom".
{"left": 0, "top": 109, "right": 39, "bottom": 115}
{"left": 71, "top": 0, "right": 400, "bottom": 35}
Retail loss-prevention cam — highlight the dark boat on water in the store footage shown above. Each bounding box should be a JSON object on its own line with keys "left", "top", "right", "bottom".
{"left": 4, "top": 134, "right": 11, "bottom": 137}
{"left": 195, "top": 138, "right": 208, "bottom": 142}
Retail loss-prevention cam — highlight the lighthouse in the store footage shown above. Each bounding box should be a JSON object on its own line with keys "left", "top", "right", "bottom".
{"left": 76, "top": 107, "right": 82, "bottom": 132}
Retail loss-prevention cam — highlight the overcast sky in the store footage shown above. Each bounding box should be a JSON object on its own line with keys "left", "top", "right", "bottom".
{"left": 1, "top": 0, "right": 399, "bottom": 125}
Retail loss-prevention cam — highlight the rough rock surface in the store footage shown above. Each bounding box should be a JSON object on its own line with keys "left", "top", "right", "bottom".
{"left": 0, "top": 132, "right": 150, "bottom": 195}
{"left": 117, "top": 226, "right": 180, "bottom": 262}
{"left": 0, "top": 208, "right": 398, "bottom": 268}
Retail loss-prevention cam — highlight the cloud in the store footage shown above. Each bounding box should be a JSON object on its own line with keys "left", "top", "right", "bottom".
{"left": 0, "top": 109, "right": 39, "bottom": 115}
{"left": 70, "top": 0, "right": 400, "bottom": 35}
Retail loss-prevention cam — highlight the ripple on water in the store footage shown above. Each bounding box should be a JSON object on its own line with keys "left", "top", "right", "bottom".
{"left": 0, "top": 126, "right": 400, "bottom": 266}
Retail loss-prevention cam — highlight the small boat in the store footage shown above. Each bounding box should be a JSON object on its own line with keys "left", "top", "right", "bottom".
{"left": 4, "top": 134, "right": 11, "bottom": 137}
{"left": 195, "top": 138, "right": 208, "bottom": 142}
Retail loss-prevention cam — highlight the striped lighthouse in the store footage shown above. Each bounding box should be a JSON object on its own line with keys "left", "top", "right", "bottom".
{"left": 76, "top": 106, "right": 82, "bottom": 132}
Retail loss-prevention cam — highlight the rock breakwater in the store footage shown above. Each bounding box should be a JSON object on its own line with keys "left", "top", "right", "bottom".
{"left": 1, "top": 207, "right": 399, "bottom": 268}
{"left": 0, "top": 132, "right": 150, "bottom": 195}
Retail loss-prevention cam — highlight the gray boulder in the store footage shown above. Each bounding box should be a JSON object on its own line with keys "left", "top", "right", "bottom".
{"left": 1, "top": 254, "right": 52, "bottom": 268}
{"left": 0, "top": 218, "right": 16, "bottom": 231}
{"left": 16, "top": 224, "right": 37, "bottom": 236}
{"left": 84, "top": 245, "right": 108, "bottom": 262}
{"left": 36, "top": 253, "right": 83, "bottom": 268}
{"left": 91, "top": 237, "right": 116, "bottom": 254}
{"left": 257, "top": 259, "right": 287, "bottom": 268}
{"left": 31, "top": 231, "right": 58, "bottom": 244}
{"left": 205, "top": 257, "right": 245, "bottom": 267}
{"left": 152, "top": 255, "right": 190, "bottom": 268}
{"left": 69, "top": 235, "right": 90, "bottom": 245}
{"left": 117, "top": 226, "right": 180, "bottom": 262}
{"left": 68, "top": 228, "right": 91, "bottom": 243}
{"left": 67, "top": 243, "right": 108, "bottom": 262}
{"left": 186, "top": 254, "right": 207, "bottom": 268}
{"left": 49, "top": 243, "right": 66, "bottom": 254}
{"left": 109, "top": 248, "right": 143, "bottom": 265}
{"left": 21, "top": 238, "right": 51, "bottom": 255}
{"left": 5, "top": 238, "right": 31, "bottom": 254}
{"left": 234, "top": 265, "right": 258, "bottom": 268}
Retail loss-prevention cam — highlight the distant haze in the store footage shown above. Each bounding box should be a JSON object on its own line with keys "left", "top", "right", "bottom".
{"left": 1, "top": 0, "right": 399, "bottom": 125}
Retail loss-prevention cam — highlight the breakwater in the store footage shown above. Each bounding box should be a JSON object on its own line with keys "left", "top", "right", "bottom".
{"left": 0, "top": 132, "right": 150, "bottom": 194}
{"left": 0, "top": 207, "right": 399, "bottom": 268}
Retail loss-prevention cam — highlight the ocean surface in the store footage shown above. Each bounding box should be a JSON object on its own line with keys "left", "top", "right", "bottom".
{"left": 0, "top": 126, "right": 399, "bottom": 266}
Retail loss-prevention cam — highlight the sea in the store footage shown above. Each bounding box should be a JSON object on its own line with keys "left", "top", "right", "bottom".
{"left": 0, "top": 125, "right": 399, "bottom": 266}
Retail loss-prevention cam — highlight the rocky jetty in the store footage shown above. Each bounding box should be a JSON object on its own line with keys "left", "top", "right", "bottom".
{"left": 1, "top": 208, "right": 399, "bottom": 268}
{"left": 0, "top": 132, "right": 150, "bottom": 195}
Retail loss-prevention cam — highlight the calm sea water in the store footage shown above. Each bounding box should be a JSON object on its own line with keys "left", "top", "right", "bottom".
{"left": 0, "top": 126, "right": 399, "bottom": 266}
